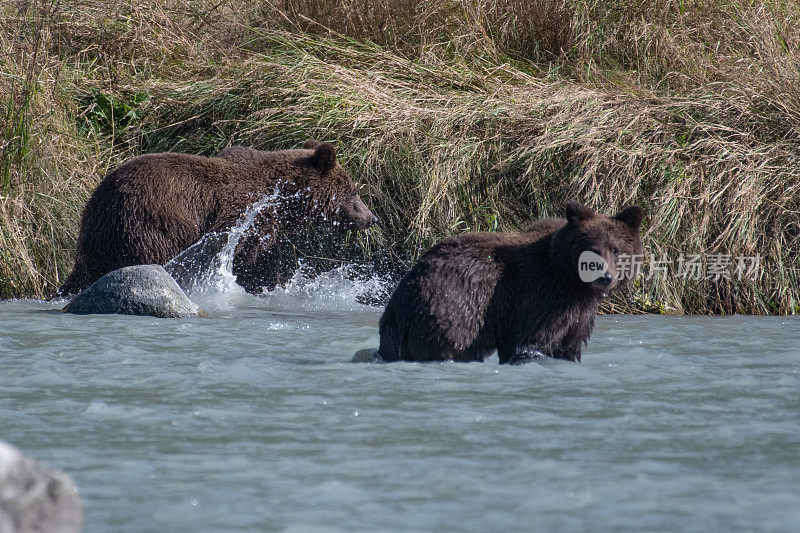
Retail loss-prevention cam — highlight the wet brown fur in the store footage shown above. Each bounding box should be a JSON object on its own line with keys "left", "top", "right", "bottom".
{"left": 58, "top": 141, "right": 376, "bottom": 295}
{"left": 378, "top": 202, "right": 644, "bottom": 364}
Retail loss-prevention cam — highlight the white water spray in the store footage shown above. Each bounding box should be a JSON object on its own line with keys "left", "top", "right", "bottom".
{"left": 165, "top": 192, "right": 281, "bottom": 295}
{"left": 164, "top": 190, "right": 392, "bottom": 311}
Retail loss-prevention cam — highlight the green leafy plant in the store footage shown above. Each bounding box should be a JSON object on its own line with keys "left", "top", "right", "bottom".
{"left": 79, "top": 91, "right": 150, "bottom": 136}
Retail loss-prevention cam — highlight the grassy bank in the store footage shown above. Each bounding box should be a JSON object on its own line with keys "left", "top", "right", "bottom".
{"left": 1, "top": 0, "right": 799, "bottom": 313}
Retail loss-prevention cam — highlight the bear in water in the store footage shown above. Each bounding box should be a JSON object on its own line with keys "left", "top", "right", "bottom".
{"left": 58, "top": 141, "right": 376, "bottom": 295}
{"left": 376, "top": 202, "right": 644, "bottom": 364}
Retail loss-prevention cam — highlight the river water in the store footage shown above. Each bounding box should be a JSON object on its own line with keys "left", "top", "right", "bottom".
{"left": 1, "top": 269, "right": 799, "bottom": 532}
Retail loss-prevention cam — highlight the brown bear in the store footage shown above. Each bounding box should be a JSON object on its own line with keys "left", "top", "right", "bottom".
{"left": 376, "top": 202, "right": 644, "bottom": 364}
{"left": 57, "top": 140, "right": 377, "bottom": 296}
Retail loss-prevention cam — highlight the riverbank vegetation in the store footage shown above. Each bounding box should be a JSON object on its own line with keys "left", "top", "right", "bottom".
{"left": 2, "top": 0, "right": 799, "bottom": 313}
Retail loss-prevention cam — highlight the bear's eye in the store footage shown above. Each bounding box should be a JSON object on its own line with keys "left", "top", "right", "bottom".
{"left": 613, "top": 248, "right": 619, "bottom": 257}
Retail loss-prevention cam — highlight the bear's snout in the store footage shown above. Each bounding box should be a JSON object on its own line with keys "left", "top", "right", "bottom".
{"left": 592, "top": 271, "right": 615, "bottom": 290}
{"left": 343, "top": 195, "right": 378, "bottom": 230}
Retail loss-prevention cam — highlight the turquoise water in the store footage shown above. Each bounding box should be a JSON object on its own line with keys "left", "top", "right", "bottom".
{"left": 1, "top": 272, "right": 799, "bottom": 532}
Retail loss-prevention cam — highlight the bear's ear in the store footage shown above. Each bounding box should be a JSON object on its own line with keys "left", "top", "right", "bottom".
{"left": 615, "top": 205, "right": 644, "bottom": 231}
{"left": 564, "top": 201, "right": 595, "bottom": 226}
{"left": 307, "top": 142, "right": 337, "bottom": 174}
{"left": 302, "top": 139, "right": 321, "bottom": 149}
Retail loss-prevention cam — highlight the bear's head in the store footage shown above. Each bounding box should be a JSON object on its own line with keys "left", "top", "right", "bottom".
{"left": 294, "top": 140, "right": 378, "bottom": 231}
{"left": 551, "top": 201, "right": 644, "bottom": 295}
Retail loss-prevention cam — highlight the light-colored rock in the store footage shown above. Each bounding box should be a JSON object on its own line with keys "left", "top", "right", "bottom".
{"left": 62, "top": 264, "right": 206, "bottom": 318}
{"left": 0, "top": 440, "right": 82, "bottom": 533}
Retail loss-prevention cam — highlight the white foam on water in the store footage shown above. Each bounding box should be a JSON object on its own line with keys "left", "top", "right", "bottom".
{"left": 257, "top": 261, "right": 392, "bottom": 312}
{"left": 186, "top": 260, "right": 392, "bottom": 315}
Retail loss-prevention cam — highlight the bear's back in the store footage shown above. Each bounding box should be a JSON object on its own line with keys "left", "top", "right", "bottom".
{"left": 108, "top": 152, "right": 236, "bottom": 188}
{"left": 82, "top": 153, "right": 231, "bottom": 228}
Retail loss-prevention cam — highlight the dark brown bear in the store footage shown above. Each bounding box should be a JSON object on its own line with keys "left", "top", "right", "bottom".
{"left": 377, "top": 202, "right": 644, "bottom": 364}
{"left": 58, "top": 140, "right": 376, "bottom": 295}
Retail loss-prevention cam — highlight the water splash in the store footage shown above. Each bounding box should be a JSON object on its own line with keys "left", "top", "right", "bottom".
{"left": 165, "top": 192, "right": 280, "bottom": 295}
{"left": 258, "top": 261, "right": 392, "bottom": 312}
{"left": 164, "top": 192, "right": 393, "bottom": 311}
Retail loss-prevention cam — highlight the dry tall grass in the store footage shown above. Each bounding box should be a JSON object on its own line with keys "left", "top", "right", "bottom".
{"left": 1, "top": 0, "right": 799, "bottom": 313}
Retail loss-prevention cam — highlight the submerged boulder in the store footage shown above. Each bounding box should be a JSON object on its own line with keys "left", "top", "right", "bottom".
{"left": 352, "top": 348, "right": 384, "bottom": 363}
{"left": 0, "top": 440, "right": 82, "bottom": 533}
{"left": 62, "top": 265, "right": 205, "bottom": 318}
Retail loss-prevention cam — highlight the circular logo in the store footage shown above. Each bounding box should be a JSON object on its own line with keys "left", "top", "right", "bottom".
{"left": 578, "top": 251, "right": 608, "bottom": 282}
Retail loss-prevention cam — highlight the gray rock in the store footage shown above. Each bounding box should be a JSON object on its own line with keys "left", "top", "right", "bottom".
{"left": 0, "top": 440, "right": 82, "bottom": 533}
{"left": 62, "top": 265, "right": 206, "bottom": 318}
{"left": 352, "top": 348, "right": 384, "bottom": 363}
